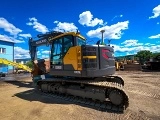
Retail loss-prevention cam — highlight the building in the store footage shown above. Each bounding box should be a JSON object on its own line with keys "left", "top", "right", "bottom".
{"left": 0, "top": 40, "right": 14, "bottom": 73}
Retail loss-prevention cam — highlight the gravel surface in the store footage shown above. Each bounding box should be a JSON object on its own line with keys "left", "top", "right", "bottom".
{"left": 0, "top": 71, "right": 160, "bottom": 120}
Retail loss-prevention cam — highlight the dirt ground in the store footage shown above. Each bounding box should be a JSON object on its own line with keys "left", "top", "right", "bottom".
{"left": 0, "top": 71, "right": 160, "bottom": 120}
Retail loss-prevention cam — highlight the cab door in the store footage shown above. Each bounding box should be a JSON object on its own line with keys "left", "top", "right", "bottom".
{"left": 50, "top": 35, "right": 74, "bottom": 70}
{"left": 50, "top": 38, "right": 63, "bottom": 70}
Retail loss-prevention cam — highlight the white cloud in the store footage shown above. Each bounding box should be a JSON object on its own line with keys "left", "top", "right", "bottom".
{"left": 29, "top": 17, "right": 37, "bottom": 22}
{"left": 149, "top": 5, "right": 160, "bottom": 19}
{"left": 54, "top": 21, "right": 59, "bottom": 24}
{"left": 113, "top": 44, "right": 160, "bottom": 54}
{"left": 113, "top": 40, "right": 160, "bottom": 57}
{"left": 42, "top": 50, "right": 50, "bottom": 54}
{"left": 121, "top": 39, "right": 143, "bottom": 47}
{"left": 41, "top": 55, "right": 49, "bottom": 59}
{"left": 26, "top": 22, "right": 32, "bottom": 26}
{"left": 18, "top": 37, "right": 24, "bottom": 40}
{"left": 87, "top": 21, "right": 129, "bottom": 39}
{"left": 26, "top": 17, "right": 49, "bottom": 33}
{"left": 14, "top": 47, "right": 30, "bottom": 59}
{"left": 111, "top": 14, "right": 123, "bottom": 21}
{"left": 0, "top": 34, "right": 25, "bottom": 43}
{"left": 149, "top": 34, "right": 160, "bottom": 39}
{"left": 53, "top": 21, "right": 78, "bottom": 32}
{"left": 113, "top": 44, "right": 136, "bottom": 53}
{"left": 120, "top": 15, "right": 123, "bottom": 17}
{"left": 19, "top": 33, "right": 32, "bottom": 38}
{"left": 14, "top": 47, "right": 51, "bottom": 59}
{"left": 150, "top": 45, "right": 160, "bottom": 53}
{"left": 37, "top": 51, "right": 41, "bottom": 56}
{"left": 144, "top": 43, "right": 151, "bottom": 46}
{"left": 0, "top": 17, "right": 22, "bottom": 35}
{"left": 78, "top": 11, "right": 103, "bottom": 27}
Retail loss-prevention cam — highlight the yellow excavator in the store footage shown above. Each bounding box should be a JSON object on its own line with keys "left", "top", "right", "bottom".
{"left": 28, "top": 31, "right": 129, "bottom": 112}
{"left": 0, "top": 58, "right": 32, "bottom": 74}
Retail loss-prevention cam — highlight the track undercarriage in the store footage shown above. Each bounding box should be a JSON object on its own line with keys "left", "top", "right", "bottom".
{"left": 35, "top": 76, "right": 129, "bottom": 112}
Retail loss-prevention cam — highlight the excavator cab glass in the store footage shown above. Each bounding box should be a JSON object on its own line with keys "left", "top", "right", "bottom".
{"left": 51, "top": 38, "right": 62, "bottom": 64}
{"left": 50, "top": 35, "right": 74, "bottom": 65}
{"left": 77, "top": 37, "right": 86, "bottom": 46}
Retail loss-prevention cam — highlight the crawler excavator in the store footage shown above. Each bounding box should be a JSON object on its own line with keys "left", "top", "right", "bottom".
{"left": 28, "top": 31, "right": 129, "bottom": 112}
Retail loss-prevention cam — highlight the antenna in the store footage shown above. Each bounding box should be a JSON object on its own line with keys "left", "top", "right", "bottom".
{"left": 108, "top": 39, "right": 111, "bottom": 46}
{"left": 96, "top": 40, "right": 101, "bottom": 45}
{"left": 100, "top": 30, "right": 105, "bottom": 45}
{"left": 76, "top": 29, "right": 80, "bottom": 34}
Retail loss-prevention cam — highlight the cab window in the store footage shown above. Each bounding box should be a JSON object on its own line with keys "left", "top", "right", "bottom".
{"left": 51, "top": 35, "right": 74, "bottom": 65}
{"left": 77, "top": 37, "right": 86, "bottom": 46}
{"left": 51, "top": 38, "right": 62, "bottom": 64}
{"left": 64, "top": 35, "right": 74, "bottom": 53}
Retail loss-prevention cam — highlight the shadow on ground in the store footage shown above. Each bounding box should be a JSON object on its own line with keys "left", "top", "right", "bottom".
{"left": 142, "top": 69, "right": 160, "bottom": 72}
{"left": 13, "top": 88, "right": 124, "bottom": 114}
{"left": 4, "top": 80, "right": 124, "bottom": 113}
{"left": 5, "top": 81, "right": 33, "bottom": 88}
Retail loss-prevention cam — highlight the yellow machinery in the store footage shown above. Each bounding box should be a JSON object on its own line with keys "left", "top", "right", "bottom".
{"left": 115, "top": 61, "right": 120, "bottom": 71}
{"left": 28, "top": 31, "right": 129, "bottom": 112}
{"left": 0, "top": 58, "right": 32, "bottom": 73}
{"left": 115, "top": 61, "right": 124, "bottom": 71}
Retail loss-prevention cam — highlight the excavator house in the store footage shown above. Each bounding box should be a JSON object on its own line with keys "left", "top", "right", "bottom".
{"left": 29, "top": 31, "right": 129, "bottom": 111}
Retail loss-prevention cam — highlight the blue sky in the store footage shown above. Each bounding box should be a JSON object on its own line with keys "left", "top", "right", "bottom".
{"left": 0, "top": 0, "right": 160, "bottom": 59}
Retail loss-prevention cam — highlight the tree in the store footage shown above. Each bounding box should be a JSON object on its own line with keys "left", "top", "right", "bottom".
{"left": 25, "top": 61, "right": 33, "bottom": 68}
{"left": 151, "top": 52, "right": 160, "bottom": 59}
{"left": 135, "top": 50, "right": 152, "bottom": 64}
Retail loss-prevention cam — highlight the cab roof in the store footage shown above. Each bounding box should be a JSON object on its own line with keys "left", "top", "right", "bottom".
{"left": 48, "top": 32, "right": 86, "bottom": 41}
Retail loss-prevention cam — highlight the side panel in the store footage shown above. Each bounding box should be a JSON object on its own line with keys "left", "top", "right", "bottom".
{"left": 63, "top": 46, "right": 82, "bottom": 70}
{"left": 81, "top": 45, "right": 115, "bottom": 77}
{"left": 99, "top": 46, "right": 115, "bottom": 69}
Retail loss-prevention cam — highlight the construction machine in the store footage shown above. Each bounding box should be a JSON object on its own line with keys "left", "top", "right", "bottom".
{"left": 28, "top": 31, "right": 129, "bottom": 111}
{"left": 142, "top": 54, "right": 160, "bottom": 71}
{"left": 0, "top": 58, "right": 32, "bottom": 74}
{"left": 115, "top": 61, "right": 124, "bottom": 71}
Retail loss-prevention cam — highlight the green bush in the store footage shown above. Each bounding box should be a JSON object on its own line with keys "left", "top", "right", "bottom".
{"left": 25, "top": 61, "right": 33, "bottom": 68}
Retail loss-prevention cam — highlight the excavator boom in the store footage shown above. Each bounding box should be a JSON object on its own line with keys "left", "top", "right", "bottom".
{"left": 0, "top": 58, "right": 32, "bottom": 73}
